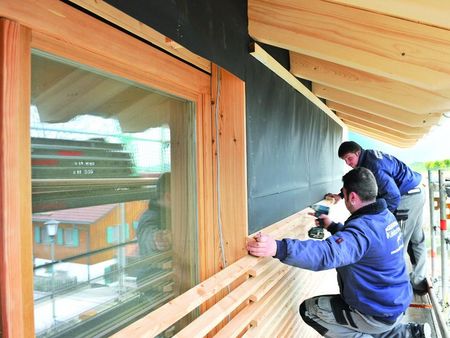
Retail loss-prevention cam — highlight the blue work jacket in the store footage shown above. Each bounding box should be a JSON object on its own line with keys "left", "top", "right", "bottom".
{"left": 275, "top": 199, "right": 412, "bottom": 319}
{"left": 357, "top": 149, "right": 421, "bottom": 211}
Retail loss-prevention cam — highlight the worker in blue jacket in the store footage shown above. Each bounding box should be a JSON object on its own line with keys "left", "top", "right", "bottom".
{"left": 247, "top": 168, "right": 430, "bottom": 338}
{"left": 327, "top": 141, "right": 427, "bottom": 294}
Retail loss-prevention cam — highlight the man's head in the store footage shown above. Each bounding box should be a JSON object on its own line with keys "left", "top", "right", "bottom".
{"left": 156, "top": 172, "right": 171, "bottom": 208}
{"left": 338, "top": 141, "right": 362, "bottom": 168}
{"left": 342, "top": 167, "right": 377, "bottom": 213}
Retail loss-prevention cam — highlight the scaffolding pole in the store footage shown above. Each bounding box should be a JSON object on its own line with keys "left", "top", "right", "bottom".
{"left": 428, "top": 170, "right": 437, "bottom": 279}
{"left": 437, "top": 170, "right": 448, "bottom": 310}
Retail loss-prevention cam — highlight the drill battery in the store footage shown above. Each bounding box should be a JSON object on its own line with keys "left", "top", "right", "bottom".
{"left": 308, "top": 204, "right": 330, "bottom": 239}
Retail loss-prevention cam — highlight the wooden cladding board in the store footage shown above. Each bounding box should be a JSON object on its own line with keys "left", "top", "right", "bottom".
{"left": 112, "top": 205, "right": 340, "bottom": 338}
{"left": 211, "top": 64, "right": 248, "bottom": 271}
{"left": 0, "top": 19, "right": 34, "bottom": 337}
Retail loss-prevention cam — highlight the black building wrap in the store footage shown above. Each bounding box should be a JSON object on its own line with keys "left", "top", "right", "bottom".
{"left": 104, "top": 0, "right": 344, "bottom": 233}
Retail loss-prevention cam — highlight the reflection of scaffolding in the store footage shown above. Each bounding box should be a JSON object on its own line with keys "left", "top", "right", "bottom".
{"left": 427, "top": 170, "right": 450, "bottom": 335}
{"left": 31, "top": 134, "right": 174, "bottom": 337}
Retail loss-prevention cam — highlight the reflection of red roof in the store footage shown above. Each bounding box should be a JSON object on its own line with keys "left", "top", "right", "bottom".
{"left": 32, "top": 204, "right": 117, "bottom": 224}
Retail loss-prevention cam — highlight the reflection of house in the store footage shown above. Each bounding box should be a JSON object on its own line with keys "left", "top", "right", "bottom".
{"left": 33, "top": 201, "right": 147, "bottom": 265}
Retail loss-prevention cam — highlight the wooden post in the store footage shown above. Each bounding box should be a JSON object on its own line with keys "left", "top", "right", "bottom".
{"left": 0, "top": 18, "right": 34, "bottom": 338}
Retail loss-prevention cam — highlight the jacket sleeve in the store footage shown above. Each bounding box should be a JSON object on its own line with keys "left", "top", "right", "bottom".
{"left": 374, "top": 170, "right": 400, "bottom": 212}
{"left": 327, "top": 222, "right": 344, "bottom": 235}
{"left": 274, "top": 224, "right": 370, "bottom": 271}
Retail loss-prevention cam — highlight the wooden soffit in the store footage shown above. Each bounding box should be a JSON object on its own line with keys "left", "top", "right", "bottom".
{"left": 248, "top": 0, "right": 450, "bottom": 147}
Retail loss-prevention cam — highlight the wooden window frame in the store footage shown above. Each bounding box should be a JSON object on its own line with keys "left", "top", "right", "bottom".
{"left": 0, "top": 1, "right": 247, "bottom": 336}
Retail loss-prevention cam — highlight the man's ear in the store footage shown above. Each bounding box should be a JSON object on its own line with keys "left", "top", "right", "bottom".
{"left": 349, "top": 191, "right": 358, "bottom": 204}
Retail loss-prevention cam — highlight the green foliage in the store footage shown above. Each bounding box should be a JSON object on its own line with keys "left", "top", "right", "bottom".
{"left": 423, "top": 159, "right": 450, "bottom": 170}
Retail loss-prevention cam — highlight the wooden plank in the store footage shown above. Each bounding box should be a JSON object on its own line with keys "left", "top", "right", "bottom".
{"left": 335, "top": 112, "right": 424, "bottom": 139}
{"left": 254, "top": 282, "right": 302, "bottom": 336}
{"left": 342, "top": 119, "right": 419, "bottom": 142}
{"left": 328, "top": 102, "right": 431, "bottom": 136}
{"left": 0, "top": 19, "right": 34, "bottom": 337}
{"left": 68, "top": 0, "right": 211, "bottom": 73}
{"left": 113, "top": 212, "right": 309, "bottom": 337}
{"left": 174, "top": 262, "right": 291, "bottom": 338}
{"left": 323, "top": 0, "right": 450, "bottom": 31}
{"left": 214, "top": 269, "right": 297, "bottom": 338}
{"left": 111, "top": 255, "right": 263, "bottom": 337}
{"left": 198, "top": 88, "right": 217, "bottom": 314}
{"left": 290, "top": 53, "right": 450, "bottom": 114}
{"left": 313, "top": 84, "right": 442, "bottom": 127}
{"left": 202, "top": 66, "right": 248, "bottom": 330}
{"left": 346, "top": 120, "right": 419, "bottom": 145}
{"left": 276, "top": 310, "right": 297, "bottom": 338}
{"left": 244, "top": 276, "right": 303, "bottom": 337}
{"left": 249, "top": 42, "right": 346, "bottom": 129}
{"left": 249, "top": 0, "right": 450, "bottom": 90}
{"left": 346, "top": 124, "right": 417, "bottom": 148}
{"left": 211, "top": 65, "right": 248, "bottom": 270}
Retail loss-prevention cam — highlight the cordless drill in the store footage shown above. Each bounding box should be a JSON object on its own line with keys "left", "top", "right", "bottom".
{"left": 308, "top": 204, "right": 330, "bottom": 239}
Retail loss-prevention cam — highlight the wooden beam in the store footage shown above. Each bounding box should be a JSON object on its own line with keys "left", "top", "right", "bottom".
{"left": 347, "top": 127, "right": 417, "bottom": 148}
{"left": 344, "top": 122, "right": 418, "bottom": 148}
{"left": 313, "top": 84, "right": 442, "bottom": 127}
{"left": 328, "top": 102, "right": 430, "bottom": 136}
{"left": 323, "top": 0, "right": 450, "bottom": 31}
{"left": 68, "top": 0, "right": 211, "bottom": 73}
{"left": 0, "top": 19, "right": 34, "bottom": 337}
{"left": 248, "top": 0, "right": 450, "bottom": 90}
{"left": 335, "top": 113, "right": 419, "bottom": 140}
{"left": 249, "top": 43, "right": 346, "bottom": 129}
{"left": 290, "top": 53, "right": 450, "bottom": 114}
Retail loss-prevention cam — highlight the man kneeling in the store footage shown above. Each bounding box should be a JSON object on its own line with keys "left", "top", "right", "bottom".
{"left": 247, "top": 167, "right": 430, "bottom": 338}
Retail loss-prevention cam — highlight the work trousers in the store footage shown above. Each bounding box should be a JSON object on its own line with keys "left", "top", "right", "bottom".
{"left": 300, "top": 295, "right": 414, "bottom": 337}
{"left": 398, "top": 188, "right": 427, "bottom": 285}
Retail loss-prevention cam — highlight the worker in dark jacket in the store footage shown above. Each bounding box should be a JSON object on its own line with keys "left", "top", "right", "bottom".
{"left": 327, "top": 141, "right": 427, "bottom": 294}
{"left": 247, "top": 168, "right": 430, "bottom": 338}
{"left": 137, "top": 172, "right": 171, "bottom": 255}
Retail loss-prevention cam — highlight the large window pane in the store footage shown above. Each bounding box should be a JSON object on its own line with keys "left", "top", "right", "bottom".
{"left": 31, "top": 51, "right": 198, "bottom": 337}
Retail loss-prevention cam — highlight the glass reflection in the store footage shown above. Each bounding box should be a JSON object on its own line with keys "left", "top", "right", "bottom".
{"left": 31, "top": 52, "right": 197, "bottom": 337}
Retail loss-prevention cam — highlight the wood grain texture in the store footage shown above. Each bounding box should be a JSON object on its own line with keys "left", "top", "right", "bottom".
{"left": 291, "top": 53, "right": 450, "bottom": 114}
{"left": 249, "top": 0, "right": 450, "bottom": 90}
{"left": 313, "top": 84, "right": 442, "bottom": 127}
{"left": 345, "top": 124, "right": 418, "bottom": 148}
{"left": 0, "top": 18, "right": 34, "bottom": 338}
{"left": 323, "top": 0, "right": 450, "bottom": 30}
{"left": 329, "top": 104, "right": 430, "bottom": 136}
